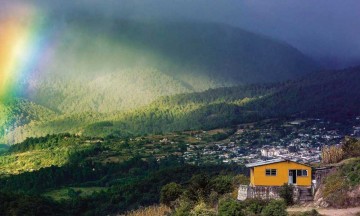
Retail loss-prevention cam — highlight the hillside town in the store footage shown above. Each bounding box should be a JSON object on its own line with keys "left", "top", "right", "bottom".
{"left": 183, "top": 117, "right": 360, "bottom": 165}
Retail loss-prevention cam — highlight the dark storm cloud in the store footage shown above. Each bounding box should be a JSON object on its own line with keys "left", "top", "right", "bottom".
{"left": 2, "top": 0, "right": 360, "bottom": 68}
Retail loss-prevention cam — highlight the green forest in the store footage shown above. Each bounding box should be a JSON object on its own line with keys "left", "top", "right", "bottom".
{"left": 1, "top": 4, "right": 359, "bottom": 215}
{"left": 1, "top": 132, "right": 359, "bottom": 215}
{"left": 0, "top": 133, "right": 248, "bottom": 215}
{"left": 2, "top": 66, "right": 360, "bottom": 144}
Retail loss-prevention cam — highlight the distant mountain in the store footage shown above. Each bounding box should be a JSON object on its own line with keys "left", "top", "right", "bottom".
{"left": 21, "top": 18, "right": 318, "bottom": 113}
{"left": 247, "top": 66, "right": 360, "bottom": 119}
{"left": 5, "top": 66, "right": 359, "bottom": 144}
{"left": 83, "top": 66, "right": 360, "bottom": 136}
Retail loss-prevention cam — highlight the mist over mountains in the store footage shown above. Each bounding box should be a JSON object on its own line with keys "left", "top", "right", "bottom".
{"left": 3, "top": 0, "right": 360, "bottom": 69}
{"left": 22, "top": 17, "right": 318, "bottom": 113}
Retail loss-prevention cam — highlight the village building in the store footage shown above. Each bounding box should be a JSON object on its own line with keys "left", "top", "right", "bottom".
{"left": 238, "top": 158, "right": 313, "bottom": 202}
{"left": 247, "top": 158, "right": 312, "bottom": 186}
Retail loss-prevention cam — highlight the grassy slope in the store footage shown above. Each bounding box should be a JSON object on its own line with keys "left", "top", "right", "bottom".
{"left": 43, "top": 187, "right": 106, "bottom": 201}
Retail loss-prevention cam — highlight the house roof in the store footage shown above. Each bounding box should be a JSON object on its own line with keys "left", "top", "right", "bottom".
{"left": 245, "top": 158, "right": 311, "bottom": 168}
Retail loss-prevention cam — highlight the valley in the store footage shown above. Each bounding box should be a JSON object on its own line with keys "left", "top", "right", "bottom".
{"left": 1, "top": 2, "right": 360, "bottom": 215}
{"left": 0, "top": 117, "right": 359, "bottom": 215}
{"left": 2, "top": 116, "right": 357, "bottom": 176}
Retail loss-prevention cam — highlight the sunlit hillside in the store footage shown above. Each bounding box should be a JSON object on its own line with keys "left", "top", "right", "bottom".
{"left": 3, "top": 66, "right": 360, "bottom": 144}
{"left": 18, "top": 17, "right": 318, "bottom": 113}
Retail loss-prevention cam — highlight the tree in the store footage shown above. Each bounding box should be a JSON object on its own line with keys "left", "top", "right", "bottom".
{"left": 232, "top": 174, "right": 250, "bottom": 186}
{"left": 342, "top": 137, "right": 360, "bottom": 158}
{"left": 160, "top": 182, "right": 183, "bottom": 206}
{"left": 185, "top": 174, "right": 210, "bottom": 202}
{"left": 210, "top": 175, "right": 233, "bottom": 195}
{"left": 261, "top": 199, "right": 287, "bottom": 216}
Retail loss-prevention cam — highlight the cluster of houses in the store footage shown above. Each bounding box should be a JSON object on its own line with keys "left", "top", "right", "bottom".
{"left": 182, "top": 118, "right": 354, "bottom": 164}
{"left": 258, "top": 145, "right": 321, "bottom": 163}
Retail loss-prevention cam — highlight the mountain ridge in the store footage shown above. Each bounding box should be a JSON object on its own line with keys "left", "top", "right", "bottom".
{"left": 3, "top": 66, "right": 359, "bottom": 144}
{"left": 18, "top": 19, "right": 318, "bottom": 113}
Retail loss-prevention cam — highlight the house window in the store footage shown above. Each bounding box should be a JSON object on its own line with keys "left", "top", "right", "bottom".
{"left": 265, "top": 169, "right": 277, "bottom": 176}
{"left": 297, "top": 169, "right": 308, "bottom": 176}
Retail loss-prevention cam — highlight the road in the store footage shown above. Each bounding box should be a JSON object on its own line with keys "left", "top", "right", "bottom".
{"left": 288, "top": 207, "right": 360, "bottom": 216}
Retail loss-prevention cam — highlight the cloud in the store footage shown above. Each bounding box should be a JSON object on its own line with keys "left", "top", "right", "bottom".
{"left": 2, "top": 0, "right": 360, "bottom": 68}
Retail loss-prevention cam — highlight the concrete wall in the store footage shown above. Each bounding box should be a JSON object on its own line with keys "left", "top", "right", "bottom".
{"left": 238, "top": 185, "right": 281, "bottom": 200}
{"left": 237, "top": 185, "right": 310, "bottom": 203}
{"left": 237, "top": 185, "right": 250, "bottom": 201}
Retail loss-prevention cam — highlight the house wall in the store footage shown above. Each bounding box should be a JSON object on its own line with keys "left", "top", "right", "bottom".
{"left": 252, "top": 161, "right": 311, "bottom": 186}
{"left": 250, "top": 168, "right": 255, "bottom": 186}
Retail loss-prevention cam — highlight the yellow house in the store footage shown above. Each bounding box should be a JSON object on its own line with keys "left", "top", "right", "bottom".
{"left": 246, "top": 159, "right": 312, "bottom": 187}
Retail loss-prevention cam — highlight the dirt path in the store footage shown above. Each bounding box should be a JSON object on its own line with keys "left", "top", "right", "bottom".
{"left": 288, "top": 207, "right": 360, "bottom": 216}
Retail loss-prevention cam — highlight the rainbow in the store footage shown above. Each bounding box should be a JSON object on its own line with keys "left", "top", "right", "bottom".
{"left": 0, "top": 4, "right": 54, "bottom": 100}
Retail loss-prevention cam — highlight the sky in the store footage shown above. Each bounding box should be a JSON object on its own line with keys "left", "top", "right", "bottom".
{"left": 1, "top": 0, "right": 360, "bottom": 69}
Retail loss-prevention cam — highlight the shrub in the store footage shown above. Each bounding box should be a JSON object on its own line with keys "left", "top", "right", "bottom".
{"left": 190, "top": 201, "right": 216, "bottom": 216}
{"left": 160, "top": 182, "right": 183, "bottom": 206}
{"left": 321, "top": 145, "right": 343, "bottom": 164}
{"left": 124, "top": 204, "right": 172, "bottom": 216}
{"left": 218, "top": 197, "right": 244, "bottom": 216}
{"left": 342, "top": 137, "right": 360, "bottom": 159}
{"left": 299, "top": 209, "right": 321, "bottom": 216}
{"left": 342, "top": 159, "right": 360, "bottom": 185}
{"left": 242, "top": 198, "right": 269, "bottom": 215}
{"left": 173, "top": 198, "right": 193, "bottom": 216}
{"left": 207, "top": 191, "right": 219, "bottom": 208}
{"left": 322, "top": 159, "right": 360, "bottom": 207}
{"left": 232, "top": 174, "right": 250, "bottom": 186}
{"left": 279, "top": 183, "right": 294, "bottom": 205}
{"left": 322, "top": 172, "right": 349, "bottom": 207}
{"left": 261, "top": 199, "right": 287, "bottom": 216}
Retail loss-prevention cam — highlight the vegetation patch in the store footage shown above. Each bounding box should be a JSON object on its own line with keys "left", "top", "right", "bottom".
{"left": 43, "top": 187, "right": 107, "bottom": 201}
{"left": 122, "top": 204, "right": 172, "bottom": 216}
{"left": 322, "top": 157, "right": 360, "bottom": 207}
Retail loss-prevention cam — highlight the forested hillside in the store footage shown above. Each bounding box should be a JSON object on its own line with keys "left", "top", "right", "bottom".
{"left": 90, "top": 66, "right": 360, "bottom": 137}
{"left": 0, "top": 133, "right": 247, "bottom": 215}
{"left": 3, "top": 66, "right": 360, "bottom": 144}
{"left": 246, "top": 66, "right": 360, "bottom": 120}
{"left": 20, "top": 16, "right": 318, "bottom": 114}
{"left": 0, "top": 99, "right": 56, "bottom": 143}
